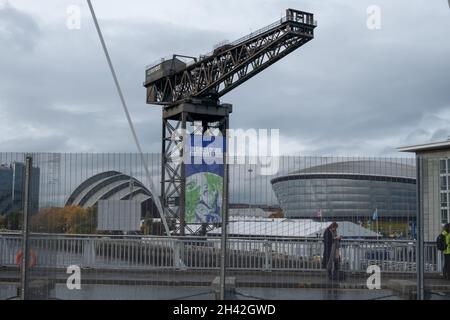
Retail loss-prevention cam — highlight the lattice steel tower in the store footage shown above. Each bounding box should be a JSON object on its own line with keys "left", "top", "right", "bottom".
{"left": 144, "top": 9, "right": 316, "bottom": 235}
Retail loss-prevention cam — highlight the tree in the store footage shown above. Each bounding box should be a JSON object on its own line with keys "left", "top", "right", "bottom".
{"left": 31, "top": 206, "right": 97, "bottom": 234}
{"left": 0, "top": 215, "right": 7, "bottom": 230}
{"left": 65, "top": 206, "right": 97, "bottom": 234}
{"left": 31, "top": 207, "right": 67, "bottom": 233}
{"left": 5, "top": 210, "right": 22, "bottom": 230}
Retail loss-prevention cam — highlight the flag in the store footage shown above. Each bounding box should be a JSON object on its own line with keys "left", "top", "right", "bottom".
{"left": 372, "top": 208, "right": 378, "bottom": 221}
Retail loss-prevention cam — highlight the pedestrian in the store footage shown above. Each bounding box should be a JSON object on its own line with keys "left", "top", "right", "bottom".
{"left": 322, "top": 222, "right": 342, "bottom": 280}
{"left": 441, "top": 223, "right": 450, "bottom": 280}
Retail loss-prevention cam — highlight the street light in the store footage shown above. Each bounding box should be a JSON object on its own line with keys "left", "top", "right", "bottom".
{"left": 248, "top": 168, "right": 253, "bottom": 212}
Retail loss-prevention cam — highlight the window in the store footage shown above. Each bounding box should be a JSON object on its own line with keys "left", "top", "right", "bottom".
{"left": 441, "top": 192, "right": 448, "bottom": 208}
{"left": 448, "top": 159, "right": 450, "bottom": 173}
{"left": 441, "top": 176, "right": 448, "bottom": 191}
{"left": 441, "top": 159, "right": 447, "bottom": 174}
{"left": 442, "top": 209, "right": 449, "bottom": 224}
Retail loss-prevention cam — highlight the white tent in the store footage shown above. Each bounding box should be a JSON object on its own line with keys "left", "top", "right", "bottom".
{"left": 206, "top": 217, "right": 380, "bottom": 239}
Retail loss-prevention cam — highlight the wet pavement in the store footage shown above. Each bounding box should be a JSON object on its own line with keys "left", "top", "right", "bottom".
{"left": 1, "top": 267, "right": 450, "bottom": 300}
{"left": 0, "top": 283, "right": 404, "bottom": 300}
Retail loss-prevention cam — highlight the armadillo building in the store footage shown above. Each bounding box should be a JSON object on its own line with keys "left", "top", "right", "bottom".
{"left": 65, "top": 171, "right": 158, "bottom": 218}
{"left": 270, "top": 160, "right": 417, "bottom": 221}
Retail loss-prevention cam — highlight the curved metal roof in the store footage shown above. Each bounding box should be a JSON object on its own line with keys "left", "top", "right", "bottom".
{"left": 271, "top": 160, "right": 416, "bottom": 185}
{"left": 66, "top": 171, "right": 153, "bottom": 208}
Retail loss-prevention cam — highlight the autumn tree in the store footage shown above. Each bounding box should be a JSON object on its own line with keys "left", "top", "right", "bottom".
{"left": 0, "top": 215, "right": 7, "bottom": 230}
{"left": 64, "top": 206, "right": 97, "bottom": 234}
{"left": 31, "top": 207, "right": 67, "bottom": 233}
{"left": 31, "top": 205, "right": 97, "bottom": 234}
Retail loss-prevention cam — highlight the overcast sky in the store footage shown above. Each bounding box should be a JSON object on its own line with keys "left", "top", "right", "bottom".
{"left": 0, "top": 0, "right": 449, "bottom": 156}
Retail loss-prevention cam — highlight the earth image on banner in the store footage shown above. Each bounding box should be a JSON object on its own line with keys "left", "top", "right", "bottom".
{"left": 186, "top": 172, "right": 223, "bottom": 224}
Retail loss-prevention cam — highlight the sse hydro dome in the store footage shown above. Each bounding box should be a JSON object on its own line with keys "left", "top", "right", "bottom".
{"left": 270, "top": 160, "right": 417, "bottom": 221}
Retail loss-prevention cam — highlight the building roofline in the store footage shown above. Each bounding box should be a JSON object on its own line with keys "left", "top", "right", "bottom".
{"left": 270, "top": 173, "right": 416, "bottom": 185}
{"left": 398, "top": 139, "right": 450, "bottom": 153}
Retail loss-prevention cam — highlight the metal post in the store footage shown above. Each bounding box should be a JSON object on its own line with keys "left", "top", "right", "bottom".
{"left": 180, "top": 112, "right": 187, "bottom": 236}
{"left": 248, "top": 168, "right": 253, "bottom": 211}
{"left": 219, "top": 116, "right": 229, "bottom": 300}
{"left": 161, "top": 118, "right": 168, "bottom": 232}
{"left": 376, "top": 218, "right": 379, "bottom": 241}
{"left": 20, "top": 155, "right": 32, "bottom": 300}
{"left": 416, "top": 156, "right": 424, "bottom": 300}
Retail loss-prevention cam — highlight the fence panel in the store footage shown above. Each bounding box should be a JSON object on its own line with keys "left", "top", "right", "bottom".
{"left": 1, "top": 153, "right": 448, "bottom": 299}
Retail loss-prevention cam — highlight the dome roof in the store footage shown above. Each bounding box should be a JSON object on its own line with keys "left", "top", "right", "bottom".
{"left": 290, "top": 160, "right": 416, "bottom": 178}
{"left": 66, "top": 171, "right": 153, "bottom": 208}
{"left": 270, "top": 160, "right": 416, "bottom": 186}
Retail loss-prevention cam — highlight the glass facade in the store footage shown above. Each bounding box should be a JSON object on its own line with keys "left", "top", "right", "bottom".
{"left": 440, "top": 158, "right": 450, "bottom": 224}
{"left": 271, "top": 160, "right": 417, "bottom": 220}
{"left": 0, "top": 165, "right": 14, "bottom": 214}
{"left": 0, "top": 162, "right": 40, "bottom": 216}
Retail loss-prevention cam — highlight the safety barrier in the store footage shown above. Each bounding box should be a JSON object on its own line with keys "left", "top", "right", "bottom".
{"left": 0, "top": 233, "right": 443, "bottom": 273}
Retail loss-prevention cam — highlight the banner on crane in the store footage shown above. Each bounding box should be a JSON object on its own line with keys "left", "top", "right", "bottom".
{"left": 185, "top": 133, "right": 225, "bottom": 224}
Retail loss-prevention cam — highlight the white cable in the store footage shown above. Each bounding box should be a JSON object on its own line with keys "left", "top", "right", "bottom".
{"left": 86, "top": 0, "right": 171, "bottom": 236}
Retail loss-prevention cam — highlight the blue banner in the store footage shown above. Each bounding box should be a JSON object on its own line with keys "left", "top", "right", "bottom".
{"left": 185, "top": 134, "right": 225, "bottom": 224}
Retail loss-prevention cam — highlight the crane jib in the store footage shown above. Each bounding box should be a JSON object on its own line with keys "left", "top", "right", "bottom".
{"left": 144, "top": 8, "right": 316, "bottom": 105}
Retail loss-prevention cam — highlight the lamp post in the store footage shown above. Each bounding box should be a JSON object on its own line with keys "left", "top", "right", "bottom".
{"left": 248, "top": 168, "right": 253, "bottom": 212}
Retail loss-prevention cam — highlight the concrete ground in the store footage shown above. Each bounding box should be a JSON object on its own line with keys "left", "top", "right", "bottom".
{"left": 1, "top": 266, "right": 449, "bottom": 300}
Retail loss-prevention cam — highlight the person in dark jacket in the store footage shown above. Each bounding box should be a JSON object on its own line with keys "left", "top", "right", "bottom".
{"left": 322, "top": 222, "right": 341, "bottom": 280}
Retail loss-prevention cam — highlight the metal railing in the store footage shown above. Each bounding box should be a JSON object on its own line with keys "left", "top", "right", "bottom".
{"left": 0, "top": 233, "right": 442, "bottom": 273}
{"left": 145, "top": 55, "right": 174, "bottom": 72}
{"left": 229, "top": 17, "right": 288, "bottom": 48}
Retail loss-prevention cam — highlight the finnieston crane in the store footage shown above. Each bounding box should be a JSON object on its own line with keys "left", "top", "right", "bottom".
{"left": 144, "top": 8, "right": 316, "bottom": 235}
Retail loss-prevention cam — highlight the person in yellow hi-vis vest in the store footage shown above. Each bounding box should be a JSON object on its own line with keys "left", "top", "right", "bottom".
{"left": 442, "top": 224, "right": 450, "bottom": 280}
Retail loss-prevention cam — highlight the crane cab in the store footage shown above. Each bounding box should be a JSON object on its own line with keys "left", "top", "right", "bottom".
{"left": 145, "top": 57, "right": 187, "bottom": 103}
{"left": 145, "top": 57, "right": 187, "bottom": 85}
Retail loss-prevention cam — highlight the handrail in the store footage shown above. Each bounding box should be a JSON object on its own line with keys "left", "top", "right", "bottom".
{"left": 0, "top": 232, "right": 421, "bottom": 244}
{"left": 145, "top": 55, "right": 174, "bottom": 71}
{"left": 229, "top": 17, "right": 287, "bottom": 48}
{"left": 0, "top": 233, "right": 440, "bottom": 273}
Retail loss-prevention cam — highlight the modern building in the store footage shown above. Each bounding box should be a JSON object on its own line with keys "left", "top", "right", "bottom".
{"left": 65, "top": 171, "right": 158, "bottom": 219}
{"left": 270, "top": 160, "right": 417, "bottom": 223}
{"left": 399, "top": 139, "right": 450, "bottom": 241}
{"left": 0, "top": 162, "right": 40, "bottom": 215}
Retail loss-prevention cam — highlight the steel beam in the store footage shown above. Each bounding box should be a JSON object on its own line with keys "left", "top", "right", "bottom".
{"left": 160, "top": 101, "right": 232, "bottom": 235}
{"left": 145, "top": 9, "right": 316, "bottom": 105}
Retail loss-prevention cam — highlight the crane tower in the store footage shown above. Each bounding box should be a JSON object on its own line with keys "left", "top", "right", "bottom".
{"left": 144, "top": 8, "right": 316, "bottom": 235}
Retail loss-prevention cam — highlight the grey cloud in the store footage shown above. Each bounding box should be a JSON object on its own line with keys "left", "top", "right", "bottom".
{"left": 225, "top": 0, "right": 450, "bottom": 155}
{"left": 431, "top": 129, "right": 450, "bottom": 141}
{"left": 0, "top": 9, "right": 226, "bottom": 152}
{"left": 0, "top": 0, "right": 449, "bottom": 157}
{"left": 0, "top": 1, "right": 40, "bottom": 50}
